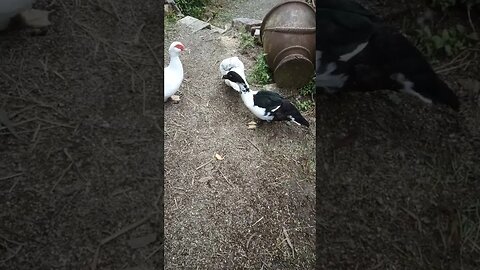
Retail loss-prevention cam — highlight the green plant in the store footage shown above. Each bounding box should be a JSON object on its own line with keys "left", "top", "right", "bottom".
{"left": 239, "top": 32, "right": 255, "bottom": 54}
{"left": 296, "top": 99, "right": 315, "bottom": 112}
{"left": 176, "top": 0, "right": 211, "bottom": 19}
{"left": 296, "top": 77, "right": 315, "bottom": 111}
{"left": 299, "top": 78, "right": 316, "bottom": 97}
{"left": 165, "top": 12, "right": 177, "bottom": 27}
{"left": 250, "top": 54, "right": 273, "bottom": 85}
{"left": 416, "top": 24, "right": 478, "bottom": 58}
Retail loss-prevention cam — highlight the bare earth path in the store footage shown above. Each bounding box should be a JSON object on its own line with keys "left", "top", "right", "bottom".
{"left": 164, "top": 2, "right": 316, "bottom": 269}
{"left": 1, "top": 0, "right": 163, "bottom": 269}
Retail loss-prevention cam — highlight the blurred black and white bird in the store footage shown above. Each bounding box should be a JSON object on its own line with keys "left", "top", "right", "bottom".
{"left": 316, "top": 0, "right": 460, "bottom": 110}
{"left": 219, "top": 56, "right": 249, "bottom": 92}
{"left": 222, "top": 71, "right": 310, "bottom": 128}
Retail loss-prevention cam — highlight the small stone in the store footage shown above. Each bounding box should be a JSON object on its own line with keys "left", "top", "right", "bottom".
{"left": 171, "top": 95, "right": 181, "bottom": 103}
{"left": 215, "top": 154, "right": 224, "bottom": 160}
{"left": 263, "top": 84, "right": 278, "bottom": 91}
{"left": 178, "top": 16, "right": 211, "bottom": 33}
{"left": 232, "top": 17, "right": 262, "bottom": 32}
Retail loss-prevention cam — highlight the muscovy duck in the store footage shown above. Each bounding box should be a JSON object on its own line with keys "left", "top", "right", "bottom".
{"left": 164, "top": 41, "right": 185, "bottom": 102}
{"left": 316, "top": 0, "right": 460, "bottom": 110}
{"left": 222, "top": 71, "right": 309, "bottom": 128}
{"left": 219, "top": 56, "right": 249, "bottom": 92}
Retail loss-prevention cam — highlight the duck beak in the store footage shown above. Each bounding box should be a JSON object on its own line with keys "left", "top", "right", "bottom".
{"left": 222, "top": 75, "right": 228, "bottom": 79}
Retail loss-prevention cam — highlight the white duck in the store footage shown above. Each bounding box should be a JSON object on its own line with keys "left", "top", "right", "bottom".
{"left": 0, "top": 0, "right": 34, "bottom": 31}
{"left": 219, "top": 56, "right": 249, "bottom": 92}
{"left": 164, "top": 41, "right": 185, "bottom": 102}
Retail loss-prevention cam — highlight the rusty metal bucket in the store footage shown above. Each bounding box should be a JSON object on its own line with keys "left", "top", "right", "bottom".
{"left": 260, "top": 1, "right": 315, "bottom": 89}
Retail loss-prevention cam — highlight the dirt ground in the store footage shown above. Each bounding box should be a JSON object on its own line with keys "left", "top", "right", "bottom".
{"left": 315, "top": 0, "right": 480, "bottom": 269}
{"left": 164, "top": 0, "right": 315, "bottom": 269}
{"left": 1, "top": 0, "right": 163, "bottom": 269}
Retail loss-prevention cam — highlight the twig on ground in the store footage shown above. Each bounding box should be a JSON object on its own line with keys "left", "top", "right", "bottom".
{"left": 282, "top": 226, "right": 295, "bottom": 257}
{"left": 90, "top": 0, "right": 118, "bottom": 20}
{"left": 251, "top": 217, "right": 264, "bottom": 227}
{"left": 246, "top": 233, "right": 256, "bottom": 251}
{"left": 63, "top": 148, "right": 87, "bottom": 182}
{"left": 133, "top": 23, "right": 145, "bottom": 44}
{"left": 140, "top": 35, "right": 162, "bottom": 72}
{"left": 400, "top": 207, "right": 424, "bottom": 233}
{"left": 107, "top": 0, "right": 121, "bottom": 20}
{"left": 38, "top": 55, "right": 49, "bottom": 79}
{"left": 218, "top": 169, "right": 234, "bottom": 187}
{"left": 0, "top": 245, "right": 23, "bottom": 263}
{"left": 91, "top": 212, "right": 157, "bottom": 270}
{"left": 0, "top": 95, "right": 67, "bottom": 119}
{"left": 31, "top": 123, "right": 42, "bottom": 142}
{"left": 433, "top": 51, "right": 471, "bottom": 73}
{"left": 145, "top": 245, "right": 162, "bottom": 260}
{"left": 195, "top": 159, "right": 214, "bottom": 170}
{"left": 37, "top": 118, "right": 75, "bottom": 128}
{"left": 142, "top": 80, "right": 147, "bottom": 116}
{"left": 50, "top": 162, "right": 74, "bottom": 192}
{"left": 246, "top": 139, "right": 260, "bottom": 152}
{"left": 0, "top": 173, "right": 24, "bottom": 181}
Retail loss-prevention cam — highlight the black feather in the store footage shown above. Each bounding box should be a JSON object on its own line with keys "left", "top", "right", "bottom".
{"left": 253, "top": 91, "right": 309, "bottom": 127}
{"left": 316, "top": 0, "right": 460, "bottom": 110}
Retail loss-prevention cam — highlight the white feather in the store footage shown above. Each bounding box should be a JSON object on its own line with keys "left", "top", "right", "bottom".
{"left": 164, "top": 42, "right": 185, "bottom": 102}
{"left": 219, "top": 56, "right": 249, "bottom": 92}
{"left": 240, "top": 90, "right": 274, "bottom": 121}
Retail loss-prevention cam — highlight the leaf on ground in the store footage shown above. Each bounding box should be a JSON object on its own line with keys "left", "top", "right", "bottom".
{"left": 198, "top": 176, "right": 213, "bottom": 183}
{"left": 19, "top": 9, "right": 51, "bottom": 28}
{"left": 215, "top": 153, "right": 224, "bottom": 160}
{"left": 127, "top": 233, "right": 157, "bottom": 249}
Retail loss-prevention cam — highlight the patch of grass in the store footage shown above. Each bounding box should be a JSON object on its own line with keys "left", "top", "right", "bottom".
{"left": 239, "top": 32, "right": 255, "bottom": 54}
{"left": 296, "top": 99, "right": 315, "bottom": 112}
{"left": 415, "top": 23, "right": 478, "bottom": 59}
{"left": 296, "top": 78, "right": 315, "bottom": 112}
{"left": 250, "top": 54, "right": 273, "bottom": 85}
{"left": 176, "top": 0, "right": 211, "bottom": 19}
{"left": 165, "top": 12, "right": 177, "bottom": 28}
{"left": 299, "top": 78, "right": 316, "bottom": 96}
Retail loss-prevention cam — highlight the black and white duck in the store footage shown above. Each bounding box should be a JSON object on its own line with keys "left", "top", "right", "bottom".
{"left": 316, "top": 0, "right": 460, "bottom": 110}
{"left": 222, "top": 71, "right": 310, "bottom": 128}
{"left": 219, "top": 56, "right": 249, "bottom": 92}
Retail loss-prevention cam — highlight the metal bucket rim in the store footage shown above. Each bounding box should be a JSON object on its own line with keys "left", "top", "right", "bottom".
{"left": 272, "top": 45, "right": 312, "bottom": 69}
{"left": 274, "top": 54, "right": 314, "bottom": 88}
{"left": 260, "top": 0, "right": 315, "bottom": 43}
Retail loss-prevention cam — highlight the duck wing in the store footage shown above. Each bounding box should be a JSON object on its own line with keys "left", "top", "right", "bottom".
{"left": 253, "top": 91, "right": 284, "bottom": 113}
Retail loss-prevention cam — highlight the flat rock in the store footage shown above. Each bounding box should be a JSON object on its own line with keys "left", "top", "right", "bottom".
{"left": 232, "top": 17, "right": 262, "bottom": 32}
{"left": 178, "top": 16, "right": 211, "bottom": 33}
{"left": 263, "top": 83, "right": 278, "bottom": 91}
